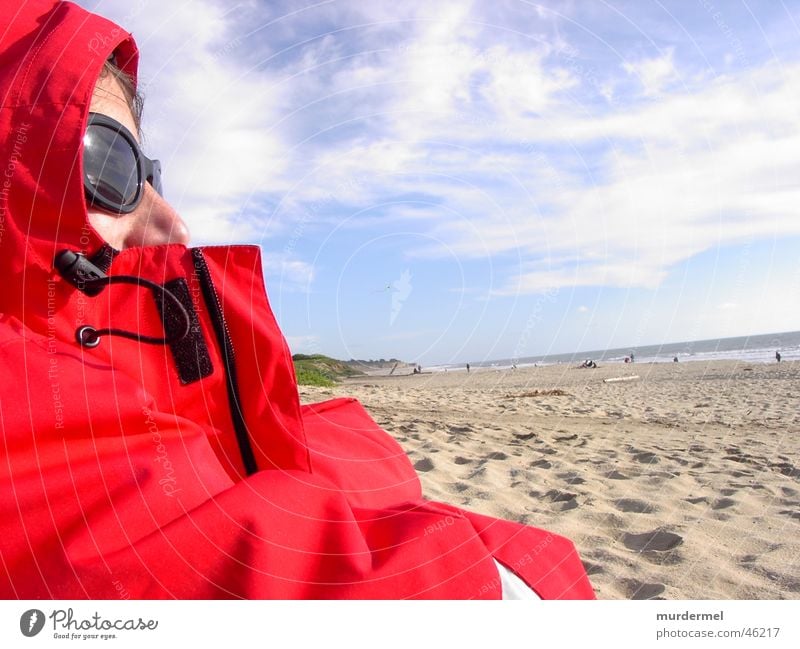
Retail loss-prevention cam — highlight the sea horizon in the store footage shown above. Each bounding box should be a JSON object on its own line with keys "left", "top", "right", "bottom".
{"left": 424, "top": 329, "right": 800, "bottom": 372}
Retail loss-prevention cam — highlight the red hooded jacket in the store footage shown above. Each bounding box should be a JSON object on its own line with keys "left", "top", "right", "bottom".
{"left": 0, "top": 0, "right": 594, "bottom": 599}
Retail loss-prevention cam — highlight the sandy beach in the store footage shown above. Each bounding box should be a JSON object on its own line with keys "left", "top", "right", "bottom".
{"left": 298, "top": 359, "right": 800, "bottom": 600}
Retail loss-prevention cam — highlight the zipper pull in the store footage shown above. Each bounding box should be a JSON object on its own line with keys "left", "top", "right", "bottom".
{"left": 54, "top": 250, "right": 108, "bottom": 297}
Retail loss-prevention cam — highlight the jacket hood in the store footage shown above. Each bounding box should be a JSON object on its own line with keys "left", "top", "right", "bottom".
{"left": 0, "top": 0, "right": 138, "bottom": 319}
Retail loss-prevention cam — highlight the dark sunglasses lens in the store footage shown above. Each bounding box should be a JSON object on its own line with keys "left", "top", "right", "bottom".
{"left": 84, "top": 125, "right": 139, "bottom": 206}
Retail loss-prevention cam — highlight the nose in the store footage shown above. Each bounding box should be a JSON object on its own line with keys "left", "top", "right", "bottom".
{"left": 124, "top": 182, "right": 190, "bottom": 248}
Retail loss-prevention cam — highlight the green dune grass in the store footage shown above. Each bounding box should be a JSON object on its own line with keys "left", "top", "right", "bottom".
{"left": 292, "top": 354, "right": 364, "bottom": 386}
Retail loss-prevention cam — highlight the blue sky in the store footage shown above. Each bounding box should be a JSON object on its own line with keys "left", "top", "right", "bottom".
{"left": 78, "top": 0, "right": 800, "bottom": 364}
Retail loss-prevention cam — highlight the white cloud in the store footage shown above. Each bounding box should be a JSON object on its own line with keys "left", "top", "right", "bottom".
{"left": 79, "top": 0, "right": 800, "bottom": 303}
{"left": 261, "top": 254, "right": 316, "bottom": 292}
{"left": 380, "top": 56, "right": 800, "bottom": 295}
{"left": 623, "top": 48, "right": 678, "bottom": 97}
{"left": 79, "top": 0, "right": 289, "bottom": 243}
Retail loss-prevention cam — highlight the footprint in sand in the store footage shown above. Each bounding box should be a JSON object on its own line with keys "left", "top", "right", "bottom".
{"left": 746, "top": 567, "right": 800, "bottom": 594}
{"left": 731, "top": 482, "right": 763, "bottom": 490}
{"left": 582, "top": 561, "right": 604, "bottom": 576}
{"left": 622, "top": 579, "right": 666, "bottom": 600}
{"left": 685, "top": 497, "right": 708, "bottom": 505}
{"left": 557, "top": 471, "right": 586, "bottom": 485}
{"left": 452, "top": 482, "right": 470, "bottom": 493}
{"left": 513, "top": 432, "right": 536, "bottom": 441}
{"left": 484, "top": 451, "right": 508, "bottom": 460}
{"left": 622, "top": 528, "right": 683, "bottom": 553}
{"left": 544, "top": 490, "right": 578, "bottom": 510}
{"left": 633, "top": 451, "right": 659, "bottom": 464}
{"left": 614, "top": 498, "right": 655, "bottom": 514}
{"left": 772, "top": 461, "right": 800, "bottom": 478}
{"left": 554, "top": 433, "right": 579, "bottom": 442}
{"left": 413, "top": 457, "right": 435, "bottom": 472}
{"left": 605, "top": 470, "right": 629, "bottom": 480}
{"left": 530, "top": 459, "right": 552, "bottom": 469}
{"left": 668, "top": 455, "right": 690, "bottom": 466}
{"left": 453, "top": 456, "right": 472, "bottom": 465}
{"left": 448, "top": 425, "right": 473, "bottom": 434}
{"left": 712, "top": 497, "right": 736, "bottom": 510}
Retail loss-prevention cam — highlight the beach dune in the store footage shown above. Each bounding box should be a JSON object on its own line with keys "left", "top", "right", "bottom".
{"left": 299, "top": 359, "right": 800, "bottom": 599}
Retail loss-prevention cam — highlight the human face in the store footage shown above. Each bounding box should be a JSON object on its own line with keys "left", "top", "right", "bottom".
{"left": 86, "top": 73, "right": 190, "bottom": 249}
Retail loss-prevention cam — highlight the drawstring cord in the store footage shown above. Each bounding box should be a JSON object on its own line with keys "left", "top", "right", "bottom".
{"left": 55, "top": 250, "right": 191, "bottom": 348}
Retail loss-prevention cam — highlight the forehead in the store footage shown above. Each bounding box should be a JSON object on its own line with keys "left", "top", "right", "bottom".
{"left": 88, "top": 73, "right": 139, "bottom": 142}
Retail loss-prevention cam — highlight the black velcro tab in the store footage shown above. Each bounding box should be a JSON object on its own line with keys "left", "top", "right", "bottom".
{"left": 155, "top": 278, "right": 214, "bottom": 385}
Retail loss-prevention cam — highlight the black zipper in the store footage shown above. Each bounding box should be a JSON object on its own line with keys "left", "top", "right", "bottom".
{"left": 192, "top": 248, "right": 258, "bottom": 476}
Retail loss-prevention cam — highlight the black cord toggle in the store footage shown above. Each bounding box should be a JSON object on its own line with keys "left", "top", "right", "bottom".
{"left": 55, "top": 250, "right": 191, "bottom": 348}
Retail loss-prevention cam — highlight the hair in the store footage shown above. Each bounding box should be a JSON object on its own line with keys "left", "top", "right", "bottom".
{"left": 99, "top": 58, "right": 143, "bottom": 132}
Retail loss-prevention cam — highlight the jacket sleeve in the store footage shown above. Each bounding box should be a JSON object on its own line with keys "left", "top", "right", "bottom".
{"left": 0, "top": 335, "right": 501, "bottom": 598}
{"left": 0, "top": 333, "right": 593, "bottom": 599}
{"left": 301, "top": 397, "right": 422, "bottom": 509}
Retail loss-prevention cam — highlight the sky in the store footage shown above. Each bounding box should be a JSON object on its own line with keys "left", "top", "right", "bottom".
{"left": 77, "top": 0, "right": 800, "bottom": 365}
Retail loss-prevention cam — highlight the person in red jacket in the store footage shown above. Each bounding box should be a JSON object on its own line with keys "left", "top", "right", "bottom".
{"left": 0, "top": 0, "right": 594, "bottom": 599}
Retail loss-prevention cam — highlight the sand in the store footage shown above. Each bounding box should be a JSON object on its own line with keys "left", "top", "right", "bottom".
{"left": 298, "top": 359, "right": 800, "bottom": 600}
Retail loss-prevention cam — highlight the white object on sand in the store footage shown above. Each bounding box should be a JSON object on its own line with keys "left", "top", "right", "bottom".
{"left": 603, "top": 375, "right": 640, "bottom": 383}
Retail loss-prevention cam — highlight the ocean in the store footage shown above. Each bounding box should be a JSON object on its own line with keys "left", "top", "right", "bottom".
{"left": 430, "top": 330, "right": 800, "bottom": 372}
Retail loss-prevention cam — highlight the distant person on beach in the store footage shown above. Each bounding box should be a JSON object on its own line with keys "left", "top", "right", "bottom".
{"left": 776, "top": 351, "right": 781, "bottom": 362}
{"left": 0, "top": 1, "right": 593, "bottom": 600}
{"left": 466, "top": 363, "right": 470, "bottom": 372}
{"left": 630, "top": 352, "right": 635, "bottom": 363}
{"left": 673, "top": 356, "right": 679, "bottom": 362}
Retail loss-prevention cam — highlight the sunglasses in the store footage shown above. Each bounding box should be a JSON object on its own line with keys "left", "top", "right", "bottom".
{"left": 83, "top": 112, "right": 163, "bottom": 213}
